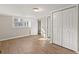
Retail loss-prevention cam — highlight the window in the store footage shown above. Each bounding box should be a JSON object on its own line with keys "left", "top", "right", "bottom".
{"left": 13, "top": 17, "right": 31, "bottom": 28}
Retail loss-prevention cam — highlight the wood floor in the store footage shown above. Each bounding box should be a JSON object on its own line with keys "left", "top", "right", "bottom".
{"left": 0, "top": 35, "right": 76, "bottom": 54}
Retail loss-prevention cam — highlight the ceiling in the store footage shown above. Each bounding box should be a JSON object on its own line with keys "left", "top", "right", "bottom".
{"left": 0, "top": 4, "right": 75, "bottom": 18}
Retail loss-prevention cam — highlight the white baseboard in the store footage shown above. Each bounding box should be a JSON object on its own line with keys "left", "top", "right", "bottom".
{"left": 0, "top": 34, "right": 30, "bottom": 41}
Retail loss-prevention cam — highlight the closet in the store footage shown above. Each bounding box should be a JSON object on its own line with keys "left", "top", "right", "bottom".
{"left": 52, "top": 5, "right": 78, "bottom": 51}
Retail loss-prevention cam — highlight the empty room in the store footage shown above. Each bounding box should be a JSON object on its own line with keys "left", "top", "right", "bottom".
{"left": 0, "top": 4, "right": 79, "bottom": 54}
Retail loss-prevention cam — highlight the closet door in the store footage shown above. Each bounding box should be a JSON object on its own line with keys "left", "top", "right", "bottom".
{"left": 62, "top": 9, "right": 70, "bottom": 49}
{"left": 62, "top": 7, "right": 77, "bottom": 51}
{"left": 53, "top": 11, "right": 63, "bottom": 46}
{"left": 53, "top": 13, "right": 58, "bottom": 44}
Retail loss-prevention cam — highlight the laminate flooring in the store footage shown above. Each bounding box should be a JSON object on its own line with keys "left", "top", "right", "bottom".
{"left": 0, "top": 35, "right": 76, "bottom": 54}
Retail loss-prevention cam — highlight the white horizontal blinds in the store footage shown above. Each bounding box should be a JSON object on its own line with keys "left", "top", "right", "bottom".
{"left": 53, "top": 11, "right": 63, "bottom": 46}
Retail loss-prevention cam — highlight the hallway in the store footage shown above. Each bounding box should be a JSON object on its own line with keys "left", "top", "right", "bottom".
{"left": 0, "top": 35, "right": 76, "bottom": 54}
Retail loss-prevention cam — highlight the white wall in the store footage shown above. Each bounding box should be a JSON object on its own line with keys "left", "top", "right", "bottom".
{"left": 31, "top": 17, "right": 38, "bottom": 35}
{"left": 0, "top": 15, "right": 38, "bottom": 41}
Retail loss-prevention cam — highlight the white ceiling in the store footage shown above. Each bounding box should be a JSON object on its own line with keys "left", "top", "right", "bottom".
{"left": 0, "top": 4, "right": 75, "bottom": 18}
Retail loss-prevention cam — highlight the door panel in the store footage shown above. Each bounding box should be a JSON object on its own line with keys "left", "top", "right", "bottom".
{"left": 62, "top": 7, "right": 77, "bottom": 51}
{"left": 62, "top": 9, "right": 70, "bottom": 49}
{"left": 53, "top": 11, "right": 63, "bottom": 46}
{"left": 56, "top": 12, "right": 63, "bottom": 46}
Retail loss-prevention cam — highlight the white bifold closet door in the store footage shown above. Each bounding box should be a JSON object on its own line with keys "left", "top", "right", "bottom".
{"left": 53, "top": 6, "right": 78, "bottom": 51}
{"left": 62, "top": 7, "right": 77, "bottom": 51}
{"left": 53, "top": 11, "right": 63, "bottom": 46}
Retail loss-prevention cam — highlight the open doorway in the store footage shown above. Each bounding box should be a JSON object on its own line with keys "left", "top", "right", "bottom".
{"left": 38, "top": 20, "right": 41, "bottom": 35}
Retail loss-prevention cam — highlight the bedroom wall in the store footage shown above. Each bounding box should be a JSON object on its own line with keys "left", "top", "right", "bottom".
{"left": 0, "top": 15, "right": 31, "bottom": 41}
{"left": 31, "top": 17, "right": 38, "bottom": 35}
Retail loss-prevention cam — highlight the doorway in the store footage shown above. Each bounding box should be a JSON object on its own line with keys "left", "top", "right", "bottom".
{"left": 38, "top": 20, "right": 41, "bottom": 35}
